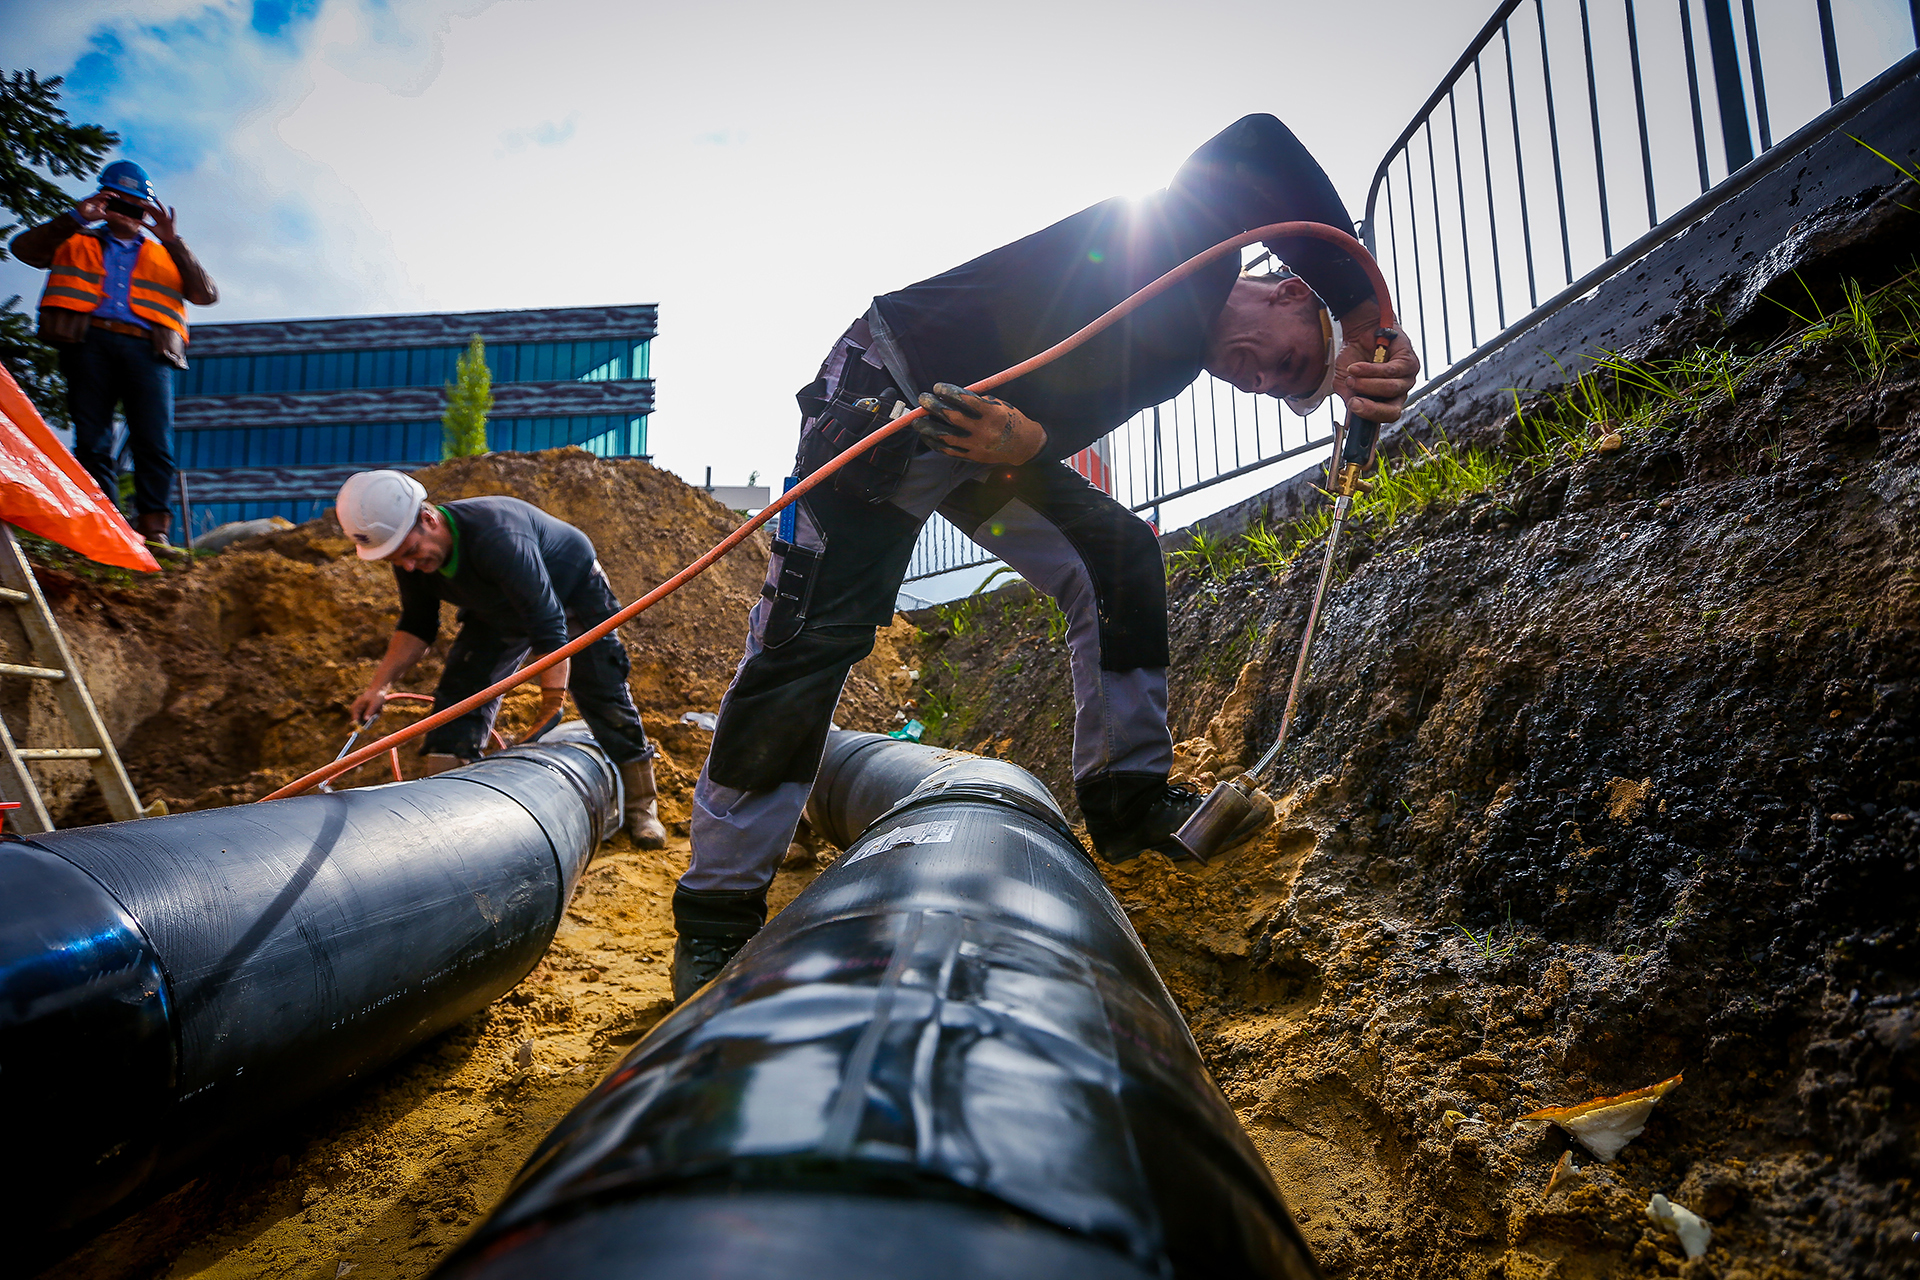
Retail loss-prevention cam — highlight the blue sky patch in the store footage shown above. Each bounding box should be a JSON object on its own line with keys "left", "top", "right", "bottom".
{"left": 251, "top": 0, "right": 325, "bottom": 41}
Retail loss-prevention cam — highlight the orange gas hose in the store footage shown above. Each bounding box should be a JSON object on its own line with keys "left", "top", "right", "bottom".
{"left": 264, "top": 222, "right": 1396, "bottom": 801}
{"left": 386, "top": 691, "right": 434, "bottom": 782}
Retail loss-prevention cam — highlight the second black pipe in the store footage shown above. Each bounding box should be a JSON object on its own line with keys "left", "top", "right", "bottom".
{"left": 437, "top": 732, "right": 1318, "bottom": 1279}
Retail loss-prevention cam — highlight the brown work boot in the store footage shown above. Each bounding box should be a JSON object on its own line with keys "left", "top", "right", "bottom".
{"left": 419, "top": 753, "right": 468, "bottom": 777}
{"left": 620, "top": 756, "right": 668, "bottom": 849}
{"left": 134, "top": 511, "right": 172, "bottom": 545}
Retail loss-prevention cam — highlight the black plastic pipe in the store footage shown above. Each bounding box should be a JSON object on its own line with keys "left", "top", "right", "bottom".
{"left": 436, "top": 732, "right": 1318, "bottom": 1280}
{"left": 0, "top": 723, "right": 618, "bottom": 1236}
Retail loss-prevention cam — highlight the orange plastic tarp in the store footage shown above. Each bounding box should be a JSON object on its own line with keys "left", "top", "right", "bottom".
{"left": 0, "top": 361, "right": 158, "bottom": 572}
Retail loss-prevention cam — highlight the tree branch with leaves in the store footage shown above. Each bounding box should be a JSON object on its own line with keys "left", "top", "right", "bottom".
{"left": 0, "top": 70, "right": 120, "bottom": 431}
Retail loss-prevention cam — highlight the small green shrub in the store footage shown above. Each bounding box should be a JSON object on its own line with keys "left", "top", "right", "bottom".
{"left": 442, "top": 334, "right": 492, "bottom": 458}
{"left": 1168, "top": 526, "right": 1246, "bottom": 579}
{"left": 1173, "top": 432, "right": 1508, "bottom": 586}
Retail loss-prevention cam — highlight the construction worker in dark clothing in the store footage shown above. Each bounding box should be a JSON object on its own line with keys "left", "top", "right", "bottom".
{"left": 9, "top": 159, "right": 218, "bottom": 545}
{"left": 671, "top": 114, "right": 1419, "bottom": 1001}
{"left": 337, "top": 470, "right": 667, "bottom": 848}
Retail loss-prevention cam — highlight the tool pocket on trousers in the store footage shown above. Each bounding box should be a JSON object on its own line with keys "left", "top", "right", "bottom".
{"left": 760, "top": 537, "right": 823, "bottom": 649}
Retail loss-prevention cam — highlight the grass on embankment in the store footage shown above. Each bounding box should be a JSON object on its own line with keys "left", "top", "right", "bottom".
{"left": 1166, "top": 262, "right": 1920, "bottom": 585}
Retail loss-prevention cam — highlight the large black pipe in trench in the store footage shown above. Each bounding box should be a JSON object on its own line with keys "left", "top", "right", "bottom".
{"left": 436, "top": 732, "right": 1318, "bottom": 1280}
{"left": 0, "top": 723, "right": 619, "bottom": 1236}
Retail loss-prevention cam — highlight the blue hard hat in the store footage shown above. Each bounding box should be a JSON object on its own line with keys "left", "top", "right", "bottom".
{"left": 98, "top": 160, "right": 156, "bottom": 203}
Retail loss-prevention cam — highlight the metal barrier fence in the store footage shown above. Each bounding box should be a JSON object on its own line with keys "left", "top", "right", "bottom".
{"left": 905, "top": 0, "right": 1920, "bottom": 585}
{"left": 1362, "top": 0, "right": 1920, "bottom": 392}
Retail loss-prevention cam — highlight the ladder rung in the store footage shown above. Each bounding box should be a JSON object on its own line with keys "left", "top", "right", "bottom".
{"left": 0, "top": 587, "right": 28, "bottom": 603}
{"left": 17, "top": 747, "right": 102, "bottom": 760}
{"left": 0, "top": 661, "right": 66, "bottom": 680}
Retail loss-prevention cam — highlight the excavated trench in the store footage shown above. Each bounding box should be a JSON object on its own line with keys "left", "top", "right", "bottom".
{"left": 18, "top": 342, "right": 1916, "bottom": 1277}
{"left": 914, "top": 350, "right": 1917, "bottom": 1277}
{"left": 24, "top": 451, "right": 919, "bottom": 1280}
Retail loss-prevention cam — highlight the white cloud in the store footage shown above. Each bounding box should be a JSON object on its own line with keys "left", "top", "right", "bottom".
{"left": 8, "top": 0, "right": 1487, "bottom": 490}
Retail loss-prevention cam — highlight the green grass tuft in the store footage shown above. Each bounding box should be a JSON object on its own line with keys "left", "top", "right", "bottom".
{"left": 1166, "top": 265, "right": 1918, "bottom": 587}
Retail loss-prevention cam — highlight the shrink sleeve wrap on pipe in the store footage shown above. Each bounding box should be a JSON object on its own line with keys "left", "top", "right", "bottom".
{"left": 439, "top": 732, "right": 1317, "bottom": 1279}
{"left": 0, "top": 724, "right": 617, "bottom": 1237}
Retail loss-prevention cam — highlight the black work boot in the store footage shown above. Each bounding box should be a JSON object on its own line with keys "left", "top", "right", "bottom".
{"left": 670, "top": 884, "right": 767, "bottom": 1005}
{"left": 1075, "top": 771, "right": 1206, "bottom": 863}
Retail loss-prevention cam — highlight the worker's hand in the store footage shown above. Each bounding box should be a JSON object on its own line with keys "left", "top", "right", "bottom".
{"left": 144, "top": 201, "right": 180, "bottom": 243}
{"left": 914, "top": 384, "right": 1046, "bottom": 466}
{"left": 350, "top": 685, "right": 389, "bottom": 726}
{"left": 1332, "top": 327, "right": 1420, "bottom": 423}
{"left": 510, "top": 689, "right": 568, "bottom": 746}
{"left": 525, "top": 653, "right": 570, "bottom": 694}
{"left": 72, "top": 193, "right": 110, "bottom": 225}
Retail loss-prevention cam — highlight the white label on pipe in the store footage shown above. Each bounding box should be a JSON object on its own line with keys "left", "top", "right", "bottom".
{"left": 843, "top": 820, "right": 957, "bottom": 865}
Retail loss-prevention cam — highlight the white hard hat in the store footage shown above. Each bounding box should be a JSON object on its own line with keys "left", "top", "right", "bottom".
{"left": 336, "top": 470, "right": 427, "bottom": 560}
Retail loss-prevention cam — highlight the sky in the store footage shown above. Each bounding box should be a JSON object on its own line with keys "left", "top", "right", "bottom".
{"left": 3, "top": 1, "right": 1489, "bottom": 491}
{"left": 9, "top": 0, "right": 1907, "bottom": 598}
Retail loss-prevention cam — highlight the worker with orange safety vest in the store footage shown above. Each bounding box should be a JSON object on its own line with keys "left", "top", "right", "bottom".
{"left": 10, "top": 160, "right": 218, "bottom": 546}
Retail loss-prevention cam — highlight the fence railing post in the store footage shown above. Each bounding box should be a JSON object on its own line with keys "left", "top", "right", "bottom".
{"left": 909, "top": 0, "right": 1918, "bottom": 588}
{"left": 1702, "top": 0, "right": 1756, "bottom": 171}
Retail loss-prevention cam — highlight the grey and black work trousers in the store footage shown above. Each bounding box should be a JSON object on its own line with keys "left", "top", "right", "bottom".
{"left": 422, "top": 565, "right": 654, "bottom": 766}
{"left": 59, "top": 326, "right": 176, "bottom": 517}
{"left": 683, "top": 316, "right": 1172, "bottom": 894}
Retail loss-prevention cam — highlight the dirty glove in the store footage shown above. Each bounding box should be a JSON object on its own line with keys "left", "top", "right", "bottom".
{"left": 914, "top": 384, "right": 1046, "bottom": 465}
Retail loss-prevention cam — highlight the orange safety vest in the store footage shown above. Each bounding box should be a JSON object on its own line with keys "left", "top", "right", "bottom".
{"left": 39, "top": 233, "right": 190, "bottom": 342}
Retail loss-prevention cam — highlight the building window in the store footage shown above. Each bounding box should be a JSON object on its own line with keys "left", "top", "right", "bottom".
{"left": 178, "top": 338, "right": 652, "bottom": 396}
{"left": 178, "top": 414, "right": 651, "bottom": 468}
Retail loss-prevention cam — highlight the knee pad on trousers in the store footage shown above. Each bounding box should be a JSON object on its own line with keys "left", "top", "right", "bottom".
{"left": 944, "top": 465, "right": 1169, "bottom": 672}
{"left": 1072, "top": 503, "right": 1168, "bottom": 672}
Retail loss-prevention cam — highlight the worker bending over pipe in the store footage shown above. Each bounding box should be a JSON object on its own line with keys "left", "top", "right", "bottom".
{"left": 336, "top": 470, "right": 667, "bottom": 847}
{"left": 675, "top": 114, "right": 1418, "bottom": 1000}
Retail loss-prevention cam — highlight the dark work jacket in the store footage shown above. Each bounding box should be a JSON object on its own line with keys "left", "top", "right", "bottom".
{"left": 394, "top": 497, "right": 596, "bottom": 652}
{"left": 869, "top": 114, "right": 1368, "bottom": 460}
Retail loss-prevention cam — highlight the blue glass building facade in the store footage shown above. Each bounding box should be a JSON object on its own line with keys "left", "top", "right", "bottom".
{"left": 174, "top": 304, "right": 655, "bottom": 531}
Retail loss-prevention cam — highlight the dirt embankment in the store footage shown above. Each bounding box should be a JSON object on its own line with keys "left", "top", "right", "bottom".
{"left": 32, "top": 448, "right": 916, "bottom": 822}
{"left": 30, "top": 449, "right": 920, "bottom": 1280}
{"left": 915, "top": 353, "right": 1918, "bottom": 1276}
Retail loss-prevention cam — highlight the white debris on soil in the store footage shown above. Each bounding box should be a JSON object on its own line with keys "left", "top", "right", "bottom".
{"left": 1646, "top": 1192, "right": 1712, "bottom": 1258}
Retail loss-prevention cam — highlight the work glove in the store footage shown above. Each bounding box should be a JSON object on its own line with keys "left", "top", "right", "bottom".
{"left": 914, "top": 384, "right": 1046, "bottom": 466}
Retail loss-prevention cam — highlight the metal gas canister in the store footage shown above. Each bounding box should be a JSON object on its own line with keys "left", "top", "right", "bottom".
{"left": 1172, "top": 772, "right": 1271, "bottom": 864}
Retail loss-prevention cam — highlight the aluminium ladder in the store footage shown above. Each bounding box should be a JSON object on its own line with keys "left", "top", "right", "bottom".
{"left": 0, "top": 524, "right": 143, "bottom": 832}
